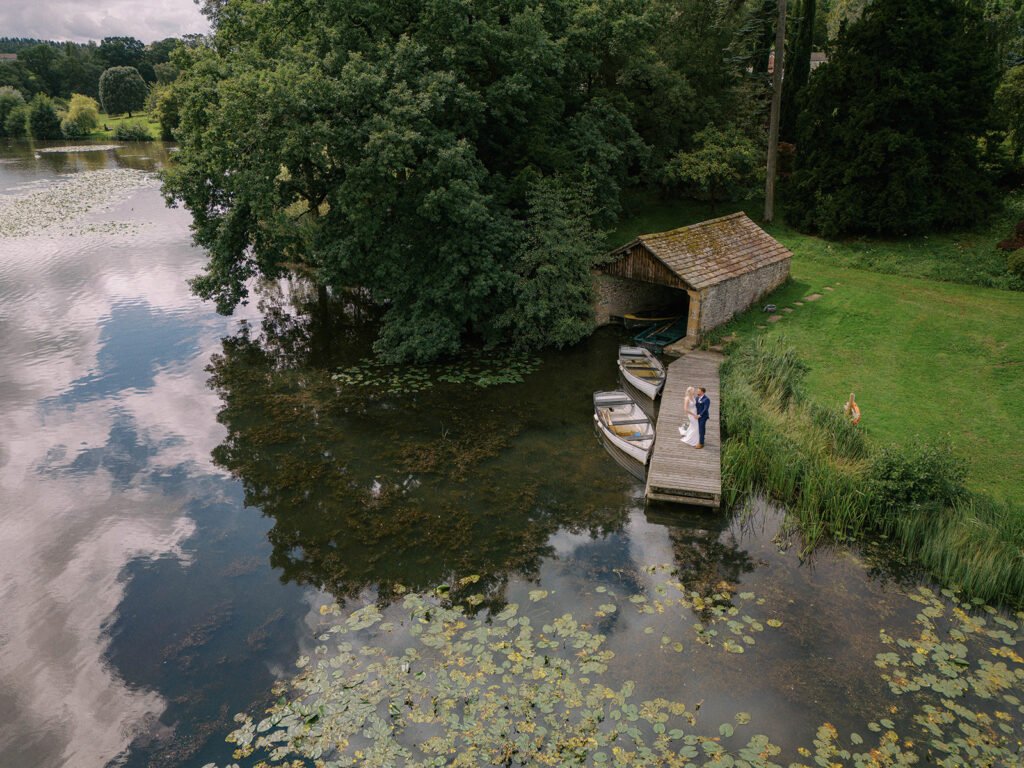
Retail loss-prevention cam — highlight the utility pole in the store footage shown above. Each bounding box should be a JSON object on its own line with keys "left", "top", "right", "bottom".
{"left": 764, "top": 0, "right": 787, "bottom": 223}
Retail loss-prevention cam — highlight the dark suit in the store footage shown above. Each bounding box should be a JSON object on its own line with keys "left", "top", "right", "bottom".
{"left": 695, "top": 394, "right": 710, "bottom": 446}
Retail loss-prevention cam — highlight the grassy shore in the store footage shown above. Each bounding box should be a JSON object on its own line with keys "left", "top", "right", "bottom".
{"left": 721, "top": 335, "right": 1024, "bottom": 605}
{"left": 90, "top": 111, "right": 160, "bottom": 139}
{"left": 611, "top": 192, "right": 1024, "bottom": 503}
{"left": 609, "top": 191, "right": 1024, "bottom": 602}
{"left": 712, "top": 261, "right": 1024, "bottom": 503}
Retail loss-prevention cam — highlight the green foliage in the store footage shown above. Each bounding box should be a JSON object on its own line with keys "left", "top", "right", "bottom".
{"left": 98, "top": 66, "right": 148, "bottom": 116}
{"left": 994, "top": 64, "right": 1024, "bottom": 158}
{"left": 18, "top": 44, "right": 63, "bottom": 96}
{"left": 720, "top": 335, "right": 1024, "bottom": 604}
{"left": 663, "top": 124, "right": 763, "bottom": 207}
{"left": 97, "top": 36, "right": 154, "bottom": 81}
{"left": 778, "top": 0, "right": 817, "bottom": 142}
{"left": 151, "top": 84, "right": 179, "bottom": 140}
{"left": 824, "top": 0, "right": 870, "bottom": 39}
{"left": 3, "top": 103, "right": 28, "bottom": 137}
{"left": 164, "top": 0, "right": 760, "bottom": 362}
{"left": 27, "top": 94, "right": 61, "bottom": 139}
{"left": 1009, "top": 248, "right": 1024, "bottom": 279}
{"left": 0, "top": 36, "right": 184, "bottom": 101}
{"left": 60, "top": 92, "right": 99, "bottom": 137}
{"left": 113, "top": 122, "right": 153, "bottom": 142}
{"left": 788, "top": 0, "right": 1000, "bottom": 237}
{"left": 153, "top": 61, "right": 178, "bottom": 85}
{"left": 0, "top": 60, "right": 42, "bottom": 98}
{"left": 0, "top": 85, "right": 26, "bottom": 137}
{"left": 867, "top": 442, "right": 967, "bottom": 522}
{"left": 498, "top": 177, "right": 604, "bottom": 350}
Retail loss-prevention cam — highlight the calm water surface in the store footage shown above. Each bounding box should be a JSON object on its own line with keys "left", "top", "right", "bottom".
{"left": 0, "top": 140, "right": 1012, "bottom": 768}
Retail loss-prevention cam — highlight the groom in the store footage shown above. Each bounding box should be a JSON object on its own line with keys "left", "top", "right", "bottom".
{"left": 694, "top": 387, "right": 710, "bottom": 449}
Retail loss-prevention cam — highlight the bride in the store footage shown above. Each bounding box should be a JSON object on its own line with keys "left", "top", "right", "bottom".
{"left": 678, "top": 386, "right": 700, "bottom": 446}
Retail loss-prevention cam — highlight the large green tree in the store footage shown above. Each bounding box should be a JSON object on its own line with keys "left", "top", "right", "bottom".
{"left": 779, "top": 0, "right": 816, "bottom": 142}
{"left": 788, "top": 0, "right": 999, "bottom": 236}
{"left": 164, "top": 0, "right": 667, "bottom": 362}
{"left": 98, "top": 66, "right": 148, "bottom": 116}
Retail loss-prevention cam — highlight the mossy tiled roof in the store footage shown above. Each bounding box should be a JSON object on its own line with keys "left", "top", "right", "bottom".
{"left": 614, "top": 212, "right": 792, "bottom": 290}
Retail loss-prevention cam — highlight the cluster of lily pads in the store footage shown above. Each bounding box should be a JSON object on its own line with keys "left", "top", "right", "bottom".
{"left": 331, "top": 352, "right": 542, "bottom": 395}
{"left": 0, "top": 168, "right": 156, "bottom": 237}
{"left": 35, "top": 144, "right": 122, "bottom": 154}
{"left": 204, "top": 567, "right": 1024, "bottom": 768}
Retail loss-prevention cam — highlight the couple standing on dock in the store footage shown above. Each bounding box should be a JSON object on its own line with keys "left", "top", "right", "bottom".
{"left": 678, "top": 386, "right": 710, "bottom": 449}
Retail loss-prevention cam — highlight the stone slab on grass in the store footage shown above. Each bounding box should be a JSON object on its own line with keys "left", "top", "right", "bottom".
{"left": 767, "top": 314, "right": 784, "bottom": 323}
{"left": 805, "top": 293, "right": 823, "bottom": 301}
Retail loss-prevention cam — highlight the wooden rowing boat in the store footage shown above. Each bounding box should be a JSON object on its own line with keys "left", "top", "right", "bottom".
{"left": 617, "top": 345, "right": 665, "bottom": 399}
{"left": 593, "top": 390, "right": 655, "bottom": 465}
{"left": 622, "top": 308, "right": 679, "bottom": 330}
{"left": 633, "top": 315, "right": 687, "bottom": 352}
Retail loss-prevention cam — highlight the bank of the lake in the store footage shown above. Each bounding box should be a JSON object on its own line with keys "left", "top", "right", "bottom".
{"left": 610, "top": 192, "right": 1024, "bottom": 604}
{"left": 612, "top": 192, "right": 1024, "bottom": 505}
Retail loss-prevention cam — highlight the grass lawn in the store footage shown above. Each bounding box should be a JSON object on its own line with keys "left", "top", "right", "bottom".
{"left": 715, "top": 262, "right": 1024, "bottom": 503}
{"left": 610, "top": 192, "right": 1024, "bottom": 503}
{"left": 90, "top": 111, "right": 161, "bottom": 139}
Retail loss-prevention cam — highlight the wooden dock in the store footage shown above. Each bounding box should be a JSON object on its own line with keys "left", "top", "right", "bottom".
{"left": 645, "top": 351, "right": 723, "bottom": 507}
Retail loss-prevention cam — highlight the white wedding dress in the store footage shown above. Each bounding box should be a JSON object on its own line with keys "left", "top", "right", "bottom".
{"left": 679, "top": 397, "right": 700, "bottom": 446}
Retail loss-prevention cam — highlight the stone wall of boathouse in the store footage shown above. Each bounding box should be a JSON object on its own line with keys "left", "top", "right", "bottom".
{"left": 698, "top": 260, "right": 790, "bottom": 332}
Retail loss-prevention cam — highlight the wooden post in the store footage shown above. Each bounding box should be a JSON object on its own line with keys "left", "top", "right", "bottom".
{"left": 764, "top": 0, "right": 787, "bottom": 223}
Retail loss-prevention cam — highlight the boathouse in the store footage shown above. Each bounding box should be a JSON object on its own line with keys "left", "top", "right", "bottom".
{"left": 594, "top": 212, "right": 792, "bottom": 346}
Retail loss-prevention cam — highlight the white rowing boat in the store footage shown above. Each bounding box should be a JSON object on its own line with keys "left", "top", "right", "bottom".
{"left": 593, "top": 390, "right": 655, "bottom": 465}
{"left": 617, "top": 345, "right": 665, "bottom": 399}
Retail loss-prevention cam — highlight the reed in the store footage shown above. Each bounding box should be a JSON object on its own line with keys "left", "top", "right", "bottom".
{"left": 721, "top": 336, "right": 1024, "bottom": 605}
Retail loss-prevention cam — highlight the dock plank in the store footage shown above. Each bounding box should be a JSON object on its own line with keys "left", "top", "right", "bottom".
{"left": 644, "top": 351, "right": 723, "bottom": 507}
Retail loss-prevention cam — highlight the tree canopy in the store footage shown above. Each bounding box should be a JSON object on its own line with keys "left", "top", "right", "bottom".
{"left": 99, "top": 65, "right": 148, "bottom": 116}
{"left": 165, "top": 0, "right": 758, "bottom": 361}
{"left": 0, "top": 36, "right": 188, "bottom": 102}
{"left": 787, "top": 0, "right": 999, "bottom": 236}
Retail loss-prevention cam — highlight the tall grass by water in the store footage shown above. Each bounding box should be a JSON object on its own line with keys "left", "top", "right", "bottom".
{"left": 721, "top": 336, "right": 1024, "bottom": 606}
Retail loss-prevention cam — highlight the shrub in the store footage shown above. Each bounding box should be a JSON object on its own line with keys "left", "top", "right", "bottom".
{"left": 867, "top": 442, "right": 967, "bottom": 524}
{"left": 0, "top": 85, "right": 26, "bottom": 138}
{"left": 60, "top": 117, "right": 90, "bottom": 138}
{"left": 27, "top": 94, "right": 62, "bottom": 139}
{"left": 4, "top": 104, "right": 29, "bottom": 137}
{"left": 1009, "top": 249, "right": 1024, "bottom": 279}
{"left": 114, "top": 123, "right": 153, "bottom": 141}
{"left": 63, "top": 93, "right": 100, "bottom": 136}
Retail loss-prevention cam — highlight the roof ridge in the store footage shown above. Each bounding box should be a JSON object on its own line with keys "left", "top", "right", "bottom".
{"left": 637, "top": 211, "right": 750, "bottom": 242}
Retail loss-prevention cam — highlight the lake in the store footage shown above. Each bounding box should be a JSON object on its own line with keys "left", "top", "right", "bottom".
{"left": 0, "top": 140, "right": 1020, "bottom": 768}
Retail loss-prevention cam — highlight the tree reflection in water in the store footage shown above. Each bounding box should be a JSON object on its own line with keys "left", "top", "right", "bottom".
{"left": 206, "top": 282, "right": 629, "bottom": 608}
